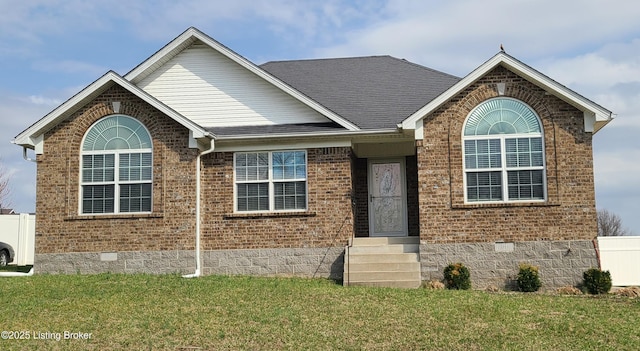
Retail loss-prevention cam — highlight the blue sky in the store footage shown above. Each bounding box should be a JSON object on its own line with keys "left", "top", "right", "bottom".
{"left": 1, "top": 0, "right": 639, "bottom": 234}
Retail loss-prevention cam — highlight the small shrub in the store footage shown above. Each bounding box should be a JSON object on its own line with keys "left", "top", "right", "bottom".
{"left": 517, "top": 263, "right": 541, "bottom": 292}
{"left": 583, "top": 268, "right": 612, "bottom": 295}
{"left": 443, "top": 263, "right": 471, "bottom": 290}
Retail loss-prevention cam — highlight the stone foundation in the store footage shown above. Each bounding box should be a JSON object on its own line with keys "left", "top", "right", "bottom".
{"left": 35, "top": 240, "right": 598, "bottom": 290}
{"left": 420, "top": 240, "right": 598, "bottom": 290}
{"left": 35, "top": 247, "right": 345, "bottom": 280}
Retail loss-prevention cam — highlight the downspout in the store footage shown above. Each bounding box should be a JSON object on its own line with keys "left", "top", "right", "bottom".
{"left": 183, "top": 138, "right": 215, "bottom": 278}
{"left": 22, "top": 147, "right": 37, "bottom": 163}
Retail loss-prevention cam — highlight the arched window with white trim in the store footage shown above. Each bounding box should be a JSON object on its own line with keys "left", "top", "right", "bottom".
{"left": 463, "top": 98, "right": 546, "bottom": 203}
{"left": 81, "top": 115, "right": 153, "bottom": 214}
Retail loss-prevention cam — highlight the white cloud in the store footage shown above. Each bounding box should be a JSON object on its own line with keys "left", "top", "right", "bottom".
{"left": 31, "top": 59, "right": 107, "bottom": 76}
{"left": 594, "top": 149, "right": 640, "bottom": 191}
{"left": 0, "top": 1, "right": 111, "bottom": 58}
{"left": 538, "top": 38, "right": 640, "bottom": 88}
{"left": 0, "top": 96, "right": 51, "bottom": 130}
{"left": 534, "top": 39, "right": 640, "bottom": 130}
{"left": 0, "top": 0, "right": 389, "bottom": 62}
{"left": 542, "top": 54, "right": 640, "bottom": 88}
{"left": 312, "top": 1, "right": 640, "bottom": 75}
{"left": 27, "top": 95, "right": 62, "bottom": 106}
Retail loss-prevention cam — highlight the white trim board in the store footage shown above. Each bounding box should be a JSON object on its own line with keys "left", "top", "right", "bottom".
{"left": 401, "top": 52, "right": 612, "bottom": 137}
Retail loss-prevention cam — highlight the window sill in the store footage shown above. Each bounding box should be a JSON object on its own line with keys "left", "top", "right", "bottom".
{"left": 452, "top": 202, "right": 559, "bottom": 210}
{"left": 65, "top": 213, "right": 164, "bottom": 221}
{"left": 224, "top": 211, "right": 317, "bottom": 220}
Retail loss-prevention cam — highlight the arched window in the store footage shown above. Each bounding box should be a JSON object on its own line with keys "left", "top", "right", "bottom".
{"left": 463, "top": 98, "right": 545, "bottom": 203}
{"left": 81, "top": 115, "right": 153, "bottom": 214}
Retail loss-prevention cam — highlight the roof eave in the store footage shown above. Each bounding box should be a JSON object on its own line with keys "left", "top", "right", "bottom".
{"left": 214, "top": 128, "right": 402, "bottom": 141}
{"left": 499, "top": 55, "right": 613, "bottom": 133}
{"left": 401, "top": 52, "right": 613, "bottom": 135}
{"left": 13, "top": 71, "right": 210, "bottom": 150}
{"left": 125, "top": 27, "right": 360, "bottom": 131}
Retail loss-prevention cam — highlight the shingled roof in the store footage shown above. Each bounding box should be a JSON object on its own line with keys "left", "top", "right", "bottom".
{"left": 260, "top": 56, "right": 461, "bottom": 130}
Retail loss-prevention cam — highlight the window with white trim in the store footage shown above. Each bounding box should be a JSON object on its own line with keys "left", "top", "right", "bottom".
{"left": 463, "top": 98, "right": 545, "bottom": 203}
{"left": 81, "top": 115, "right": 153, "bottom": 214}
{"left": 234, "top": 151, "right": 307, "bottom": 212}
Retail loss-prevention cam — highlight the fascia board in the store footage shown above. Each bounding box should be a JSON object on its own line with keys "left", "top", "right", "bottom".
{"left": 214, "top": 139, "right": 352, "bottom": 153}
{"left": 498, "top": 55, "right": 612, "bottom": 125}
{"left": 13, "top": 72, "right": 117, "bottom": 148}
{"left": 125, "top": 27, "right": 198, "bottom": 83}
{"left": 213, "top": 128, "right": 401, "bottom": 141}
{"left": 400, "top": 55, "right": 502, "bottom": 131}
{"left": 13, "top": 71, "right": 209, "bottom": 148}
{"left": 213, "top": 129, "right": 409, "bottom": 152}
{"left": 109, "top": 74, "right": 209, "bottom": 139}
{"left": 190, "top": 31, "right": 360, "bottom": 131}
{"left": 401, "top": 52, "right": 613, "bottom": 133}
{"left": 125, "top": 27, "right": 360, "bottom": 131}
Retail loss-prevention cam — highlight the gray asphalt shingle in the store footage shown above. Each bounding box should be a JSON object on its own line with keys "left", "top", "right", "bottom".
{"left": 260, "top": 56, "right": 460, "bottom": 130}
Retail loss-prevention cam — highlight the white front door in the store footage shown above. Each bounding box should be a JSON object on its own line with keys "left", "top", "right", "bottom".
{"left": 368, "top": 158, "right": 408, "bottom": 237}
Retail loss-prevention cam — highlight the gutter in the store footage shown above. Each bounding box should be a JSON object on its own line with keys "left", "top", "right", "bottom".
{"left": 0, "top": 267, "right": 34, "bottom": 277}
{"left": 212, "top": 128, "right": 402, "bottom": 141}
{"left": 9, "top": 140, "right": 37, "bottom": 163}
{"left": 183, "top": 138, "right": 216, "bottom": 278}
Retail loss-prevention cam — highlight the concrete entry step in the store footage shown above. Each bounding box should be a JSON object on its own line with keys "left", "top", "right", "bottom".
{"left": 347, "top": 262, "right": 420, "bottom": 272}
{"left": 351, "top": 236, "right": 420, "bottom": 246}
{"left": 344, "top": 236, "right": 421, "bottom": 289}
{"left": 348, "top": 244, "right": 419, "bottom": 254}
{"left": 348, "top": 252, "right": 419, "bottom": 264}
{"left": 347, "top": 280, "right": 422, "bottom": 289}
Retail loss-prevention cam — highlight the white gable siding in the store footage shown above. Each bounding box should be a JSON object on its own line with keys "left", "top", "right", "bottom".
{"left": 136, "top": 42, "right": 331, "bottom": 128}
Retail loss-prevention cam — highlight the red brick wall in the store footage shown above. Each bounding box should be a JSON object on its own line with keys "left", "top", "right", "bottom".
{"left": 35, "top": 85, "right": 354, "bottom": 254}
{"left": 418, "top": 66, "right": 598, "bottom": 243}
{"left": 37, "top": 65, "right": 593, "bottom": 255}
{"left": 36, "top": 85, "right": 198, "bottom": 253}
{"left": 199, "top": 147, "right": 354, "bottom": 249}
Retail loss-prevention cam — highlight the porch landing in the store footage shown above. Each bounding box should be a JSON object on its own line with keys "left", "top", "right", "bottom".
{"left": 343, "top": 237, "right": 421, "bottom": 288}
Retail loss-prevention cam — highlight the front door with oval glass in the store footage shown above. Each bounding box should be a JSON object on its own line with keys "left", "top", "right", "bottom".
{"left": 368, "top": 158, "right": 408, "bottom": 237}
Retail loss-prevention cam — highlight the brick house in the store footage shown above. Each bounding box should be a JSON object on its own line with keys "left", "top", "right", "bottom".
{"left": 14, "top": 28, "right": 611, "bottom": 289}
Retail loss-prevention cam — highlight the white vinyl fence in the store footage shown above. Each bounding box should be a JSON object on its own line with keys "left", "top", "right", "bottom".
{"left": 598, "top": 236, "right": 640, "bottom": 286}
{"left": 0, "top": 213, "right": 35, "bottom": 266}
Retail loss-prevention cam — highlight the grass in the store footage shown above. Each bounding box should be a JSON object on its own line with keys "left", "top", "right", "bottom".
{"left": 0, "top": 274, "right": 639, "bottom": 350}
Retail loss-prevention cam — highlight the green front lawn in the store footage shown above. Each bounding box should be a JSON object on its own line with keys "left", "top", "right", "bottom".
{"left": 1, "top": 274, "right": 638, "bottom": 350}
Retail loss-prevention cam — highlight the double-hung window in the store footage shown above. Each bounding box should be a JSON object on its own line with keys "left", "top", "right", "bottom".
{"left": 234, "top": 151, "right": 307, "bottom": 212}
{"left": 463, "top": 98, "right": 545, "bottom": 203}
{"left": 81, "top": 115, "right": 153, "bottom": 214}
